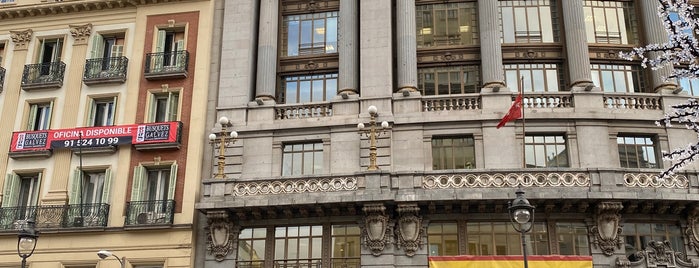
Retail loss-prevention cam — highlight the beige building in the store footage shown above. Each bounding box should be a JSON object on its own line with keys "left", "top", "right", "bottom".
{"left": 197, "top": 1, "right": 699, "bottom": 268}
{"left": 0, "top": 0, "right": 215, "bottom": 267}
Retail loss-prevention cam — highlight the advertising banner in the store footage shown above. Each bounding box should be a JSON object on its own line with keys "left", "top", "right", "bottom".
{"left": 10, "top": 121, "right": 182, "bottom": 152}
{"left": 429, "top": 255, "right": 593, "bottom": 268}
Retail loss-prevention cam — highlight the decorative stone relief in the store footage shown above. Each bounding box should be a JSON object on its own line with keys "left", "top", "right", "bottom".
{"left": 686, "top": 206, "right": 699, "bottom": 253}
{"left": 395, "top": 203, "right": 424, "bottom": 257}
{"left": 362, "top": 203, "right": 392, "bottom": 256}
{"left": 230, "top": 177, "right": 357, "bottom": 196}
{"left": 591, "top": 202, "right": 623, "bottom": 256}
{"left": 616, "top": 240, "right": 697, "bottom": 268}
{"left": 206, "top": 210, "right": 235, "bottom": 262}
{"left": 10, "top": 29, "right": 33, "bottom": 50}
{"left": 423, "top": 172, "right": 589, "bottom": 189}
{"left": 69, "top": 23, "right": 92, "bottom": 45}
{"left": 623, "top": 173, "right": 688, "bottom": 188}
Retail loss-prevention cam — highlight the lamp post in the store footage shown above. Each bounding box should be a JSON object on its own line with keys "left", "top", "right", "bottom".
{"left": 357, "top": 105, "right": 390, "bottom": 171}
{"left": 97, "top": 250, "right": 126, "bottom": 268}
{"left": 508, "top": 188, "right": 535, "bottom": 268}
{"left": 208, "top": 116, "right": 238, "bottom": 179}
{"left": 17, "top": 220, "right": 39, "bottom": 268}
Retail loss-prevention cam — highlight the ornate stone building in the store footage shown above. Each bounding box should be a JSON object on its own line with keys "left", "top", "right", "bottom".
{"left": 0, "top": 0, "right": 215, "bottom": 267}
{"left": 197, "top": 0, "right": 699, "bottom": 268}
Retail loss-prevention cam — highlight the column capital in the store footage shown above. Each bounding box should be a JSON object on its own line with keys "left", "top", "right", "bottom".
{"left": 10, "top": 29, "right": 33, "bottom": 51}
{"left": 69, "top": 23, "right": 93, "bottom": 45}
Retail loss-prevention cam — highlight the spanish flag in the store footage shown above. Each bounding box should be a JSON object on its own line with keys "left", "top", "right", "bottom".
{"left": 429, "top": 255, "right": 593, "bottom": 268}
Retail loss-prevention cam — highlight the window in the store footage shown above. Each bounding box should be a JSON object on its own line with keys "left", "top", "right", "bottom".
{"left": 38, "top": 38, "right": 63, "bottom": 64}
{"left": 331, "top": 225, "right": 361, "bottom": 267}
{"left": 274, "top": 225, "right": 323, "bottom": 267}
{"left": 69, "top": 169, "right": 112, "bottom": 205}
{"left": 525, "top": 134, "right": 568, "bottom": 168}
{"left": 432, "top": 136, "right": 475, "bottom": 170}
{"left": 149, "top": 91, "right": 179, "bottom": 122}
{"left": 27, "top": 102, "right": 53, "bottom": 131}
{"left": 416, "top": 2, "right": 479, "bottom": 48}
{"left": 466, "top": 222, "right": 548, "bottom": 255}
{"left": 0, "top": 42, "right": 5, "bottom": 66}
{"left": 155, "top": 29, "right": 185, "bottom": 67}
{"left": 418, "top": 66, "right": 481, "bottom": 95}
{"left": 282, "top": 12, "right": 338, "bottom": 56}
{"left": 617, "top": 136, "right": 659, "bottom": 169}
{"left": 281, "top": 73, "right": 337, "bottom": 104}
{"left": 623, "top": 223, "right": 683, "bottom": 260}
{"left": 499, "top": 0, "right": 558, "bottom": 43}
{"left": 504, "top": 64, "right": 562, "bottom": 92}
{"left": 282, "top": 143, "right": 323, "bottom": 176}
{"left": 0, "top": 0, "right": 15, "bottom": 3}
{"left": 591, "top": 64, "right": 645, "bottom": 93}
{"left": 131, "top": 164, "right": 177, "bottom": 203}
{"left": 91, "top": 34, "right": 125, "bottom": 60}
{"left": 556, "top": 223, "right": 591, "bottom": 255}
{"left": 678, "top": 78, "right": 699, "bottom": 96}
{"left": 428, "top": 222, "right": 459, "bottom": 256}
{"left": 583, "top": 1, "right": 638, "bottom": 45}
{"left": 88, "top": 97, "right": 116, "bottom": 127}
{"left": 238, "top": 228, "right": 267, "bottom": 268}
{"left": 2, "top": 173, "right": 42, "bottom": 226}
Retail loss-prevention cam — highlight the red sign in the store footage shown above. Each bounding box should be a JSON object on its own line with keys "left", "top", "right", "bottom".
{"left": 10, "top": 121, "right": 182, "bottom": 152}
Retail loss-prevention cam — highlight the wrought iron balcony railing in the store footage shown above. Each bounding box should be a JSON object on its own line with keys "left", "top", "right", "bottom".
{"left": 83, "top": 56, "right": 128, "bottom": 85}
{"left": 124, "top": 199, "right": 175, "bottom": 226}
{"left": 0, "top": 66, "right": 5, "bottom": 93}
{"left": 21, "top": 61, "right": 66, "bottom": 90}
{"left": 144, "top": 50, "right": 189, "bottom": 80}
{"left": 0, "top": 203, "right": 109, "bottom": 230}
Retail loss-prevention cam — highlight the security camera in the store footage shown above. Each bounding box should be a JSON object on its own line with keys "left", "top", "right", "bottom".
{"left": 97, "top": 250, "right": 113, "bottom": 259}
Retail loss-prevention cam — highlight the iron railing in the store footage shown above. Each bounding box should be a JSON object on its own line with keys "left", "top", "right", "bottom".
{"left": 273, "top": 259, "right": 322, "bottom": 268}
{"left": 237, "top": 259, "right": 359, "bottom": 268}
{"left": 0, "top": 66, "right": 5, "bottom": 92}
{"left": 21, "top": 61, "right": 66, "bottom": 89}
{"left": 236, "top": 261, "right": 265, "bottom": 268}
{"left": 0, "top": 203, "right": 109, "bottom": 230}
{"left": 144, "top": 51, "right": 189, "bottom": 78}
{"left": 124, "top": 199, "right": 175, "bottom": 226}
{"left": 83, "top": 56, "right": 128, "bottom": 84}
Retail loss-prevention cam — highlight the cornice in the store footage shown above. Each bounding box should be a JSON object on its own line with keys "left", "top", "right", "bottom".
{"left": 0, "top": 0, "right": 198, "bottom": 20}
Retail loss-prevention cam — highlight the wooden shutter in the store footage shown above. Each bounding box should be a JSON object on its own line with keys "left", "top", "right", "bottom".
{"left": 148, "top": 94, "right": 157, "bottom": 122}
{"left": 53, "top": 38, "right": 62, "bottom": 62}
{"left": 46, "top": 101, "right": 54, "bottom": 129}
{"left": 2, "top": 174, "right": 19, "bottom": 207}
{"left": 26, "top": 104, "right": 38, "bottom": 130}
{"left": 87, "top": 99, "right": 96, "bottom": 127}
{"left": 108, "top": 96, "right": 117, "bottom": 126}
{"left": 91, "top": 34, "right": 104, "bottom": 59}
{"left": 130, "top": 166, "right": 146, "bottom": 201}
{"left": 167, "top": 92, "right": 179, "bottom": 122}
{"left": 167, "top": 163, "right": 177, "bottom": 200}
{"left": 101, "top": 168, "right": 112, "bottom": 203}
{"left": 175, "top": 39, "right": 185, "bottom": 69}
{"left": 33, "top": 173, "right": 42, "bottom": 206}
{"left": 69, "top": 169, "right": 82, "bottom": 205}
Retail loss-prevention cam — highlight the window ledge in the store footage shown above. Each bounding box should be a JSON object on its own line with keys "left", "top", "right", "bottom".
{"left": 8, "top": 149, "right": 52, "bottom": 159}
{"left": 134, "top": 142, "right": 181, "bottom": 151}
{"left": 71, "top": 146, "right": 118, "bottom": 155}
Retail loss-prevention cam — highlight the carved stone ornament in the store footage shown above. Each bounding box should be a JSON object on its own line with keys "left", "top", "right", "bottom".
{"left": 206, "top": 210, "right": 235, "bottom": 262}
{"left": 395, "top": 203, "right": 424, "bottom": 257}
{"left": 615, "top": 240, "right": 697, "bottom": 268}
{"left": 686, "top": 206, "right": 699, "bottom": 253}
{"left": 10, "top": 29, "right": 33, "bottom": 50}
{"left": 590, "top": 202, "right": 623, "bottom": 256}
{"left": 362, "top": 203, "right": 392, "bottom": 256}
{"left": 70, "top": 23, "right": 93, "bottom": 45}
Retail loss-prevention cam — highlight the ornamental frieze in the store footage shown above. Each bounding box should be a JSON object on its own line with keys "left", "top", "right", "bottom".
{"left": 423, "top": 172, "right": 589, "bottom": 189}
{"left": 623, "top": 173, "right": 688, "bottom": 188}
{"left": 230, "top": 177, "right": 357, "bottom": 196}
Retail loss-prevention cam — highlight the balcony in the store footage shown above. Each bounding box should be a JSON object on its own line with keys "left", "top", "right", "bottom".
{"left": 0, "top": 203, "right": 109, "bottom": 230}
{"left": 0, "top": 66, "right": 5, "bottom": 93}
{"left": 144, "top": 50, "right": 189, "bottom": 80}
{"left": 83, "top": 56, "right": 128, "bottom": 85}
{"left": 21, "top": 61, "right": 66, "bottom": 90}
{"left": 124, "top": 200, "right": 174, "bottom": 226}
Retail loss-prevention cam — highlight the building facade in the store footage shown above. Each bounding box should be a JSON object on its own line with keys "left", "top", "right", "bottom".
{"left": 197, "top": 0, "right": 699, "bottom": 268}
{"left": 0, "top": 0, "right": 215, "bottom": 267}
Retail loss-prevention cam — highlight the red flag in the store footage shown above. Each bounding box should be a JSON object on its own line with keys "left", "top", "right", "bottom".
{"left": 496, "top": 93, "right": 523, "bottom": 129}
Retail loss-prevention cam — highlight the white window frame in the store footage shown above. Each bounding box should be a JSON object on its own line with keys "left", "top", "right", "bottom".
{"left": 148, "top": 90, "right": 180, "bottom": 123}
{"left": 27, "top": 101, "right": 53, "bottom": 131}
{"left": 87, "top": 96, "right": 117, "bottom": 127}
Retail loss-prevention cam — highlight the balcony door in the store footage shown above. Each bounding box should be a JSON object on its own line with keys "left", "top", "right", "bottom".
{"left": 38, "top": 38, "right": 62, "bottom": 76}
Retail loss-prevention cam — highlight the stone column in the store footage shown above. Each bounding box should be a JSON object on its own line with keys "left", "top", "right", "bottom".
{"left": 396, "top": 0, "right": 418, "bottom": 93}
{"left": 562, "top": 0, "right": 594, "bottom": 89}
{"left": 338, "top": 0, "right": 359, "bottom": 95}
{"left": 255, "top": 0, "right": 279, "bottom": 101}
{"left": 44, "top": 24, "right": 93, "bottom": 205}
{"left": 0, "top": 30, "right": 32, "bottom": 202}
{"left": 640, "top": 0, "right": 677, "bottom": 93}
{"left": 478, "top": 0, "right": 505, "bottom": 89}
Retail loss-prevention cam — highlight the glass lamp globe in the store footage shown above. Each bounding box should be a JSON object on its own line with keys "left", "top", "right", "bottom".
{"left": 18, "top": 237, "right": 36, "bottom": 255}
{"left": 513, "top": 209, "right": 531, "bottom": 224}
{"left": 208, "top": 133, "right": 217, "bottom": 141}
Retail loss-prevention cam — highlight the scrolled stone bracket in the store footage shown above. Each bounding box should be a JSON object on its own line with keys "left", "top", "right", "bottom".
{"left": 395, "top": 203, "right": 424, "bottom": 257}
{"left": 362, "top": 203, "right": 392, "bottom": 256}
{"left": 206, "top": 210, "right": 235, "bottom": 262}
{"left": 686, "top": 205, "right": 699, "bottom": 253}
{"left": 590, "top": 202, "right": 623, "bottom": 256}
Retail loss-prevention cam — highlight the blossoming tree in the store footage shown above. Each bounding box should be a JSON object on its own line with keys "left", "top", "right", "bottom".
{"left": 620, "top": 0, "right": 699, "bottom": 179}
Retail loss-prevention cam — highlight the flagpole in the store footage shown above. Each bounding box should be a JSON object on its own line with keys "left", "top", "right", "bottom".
{"left": 520, "top": 76, "right": 526, "bottom": 169}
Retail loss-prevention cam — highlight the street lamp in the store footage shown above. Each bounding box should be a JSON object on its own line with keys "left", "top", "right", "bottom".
{"left": 508, "top": 188, "right": 535, "bottom": 268}
{"left": 208, "top": 116, "right": 238, "bottom": 179}
{"left": 17, "top": 220, "right": 39, "bottom": 268}
{"left": 97, "top": 250, "right": 126, "bottom": 268}
{"left": 357, "top": 105, "right": 390, "bottom": 171}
